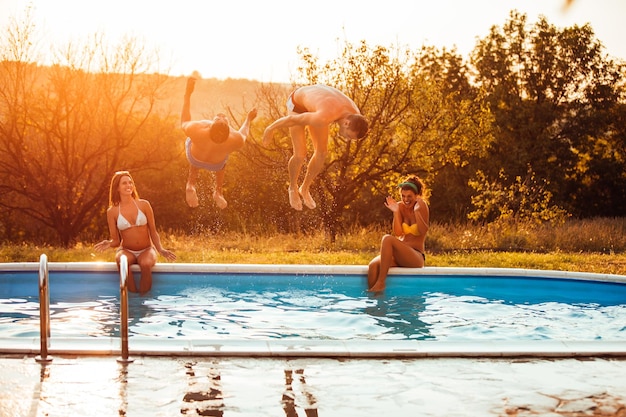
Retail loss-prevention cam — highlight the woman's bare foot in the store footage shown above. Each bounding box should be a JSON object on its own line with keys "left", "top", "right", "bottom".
{"left": 367, "top": 284, "right": 385, "bottom": 293}
{"left": 186, "top": 185, "right": 199, "bottom": 208}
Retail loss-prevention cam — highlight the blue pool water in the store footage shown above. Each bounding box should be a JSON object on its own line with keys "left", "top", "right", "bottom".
{"left": 1, "top": 266, "right": 626, "bottom": 342}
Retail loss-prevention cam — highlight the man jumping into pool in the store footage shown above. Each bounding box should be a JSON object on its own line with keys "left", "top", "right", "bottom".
{"left": 262, "top": 85, "right": 369, "bottom": 210}
{"left": 181, "top": 77, "right": 257, "bottom": 209}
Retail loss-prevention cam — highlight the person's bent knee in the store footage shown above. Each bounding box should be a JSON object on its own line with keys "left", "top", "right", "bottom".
{"left": 137, "top": 251, "right": 156, "bottom": 270}
{"left": 138, "top": 261, "right": 155, "bottom": 272}
{"left": 381, "top": 234, "right": 395, "bottom": 245}
{"left": 138, "top": 257, "right": 156, "bottom": 270}
{"left": 116, "top": 251, "right": 136, "bottom": 265}
{"left": 368, "top": 255, "right": 381, "bottom": 268}
{"left": 290, "top": 152, "right": 306, "bottom": 164}
{"left": 312, "top": 149, "right": 328, "bottom": 160}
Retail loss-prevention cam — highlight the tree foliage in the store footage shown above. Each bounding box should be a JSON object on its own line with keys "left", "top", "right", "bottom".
{"left": 468, "top": 166, "right": 569, "bottom": 226}
{"left": 0, "top": 9, "right": 176, "bottom": 246}
{"left": 470, "top": 11, "right": 626, "bottom": 218}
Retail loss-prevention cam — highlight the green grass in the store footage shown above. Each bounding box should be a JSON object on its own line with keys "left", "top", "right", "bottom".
{"left": 2, "top": 218, "right": 626, "bottom": 276}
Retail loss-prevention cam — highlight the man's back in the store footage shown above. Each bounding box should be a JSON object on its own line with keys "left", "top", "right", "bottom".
{"left": 185, "top": 121, "right": 243, "bottom": 164}
{"left": 293, "top": 85, "right": 360, "bottom": 122}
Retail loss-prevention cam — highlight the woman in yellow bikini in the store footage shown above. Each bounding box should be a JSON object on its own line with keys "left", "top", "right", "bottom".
{"left": 95, "top": 171, "right": 176, "bottom": 294}
{"left": 367, "top": 175, "right": 429, "bottom": 292}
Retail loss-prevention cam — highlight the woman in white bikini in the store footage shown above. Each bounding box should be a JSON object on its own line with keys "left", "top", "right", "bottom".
{"left": 367, "top": 175, "right": 429, "bottom": 292}
{"left": 95, "top": 171, "right": 176, "bottom": 293}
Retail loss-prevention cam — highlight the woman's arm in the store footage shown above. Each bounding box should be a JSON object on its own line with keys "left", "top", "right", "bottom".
{"left": 414, "top": 197, "right": 430, "bottom": 236}
{"left": 392, "top": 210, "right": 404, "bottom": 236}
{"left": 94, "top": 207, "right": 121, "bottom": 252}
{"left": 142, "top": 200, "right": 176, "bottom": 261}
{"left": 384, "top": 196, "right": 404, "bottom": 236}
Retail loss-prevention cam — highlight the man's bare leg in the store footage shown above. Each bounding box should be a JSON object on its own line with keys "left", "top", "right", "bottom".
{"left": 288, "top": 155, "right": 303, "bottom": 211}
{"left": 298, "top": 131, "right": 328, "bottom": 210}
{"left": 298, "top": 150, "right": 326, "bottom": 210}
{"left": 213, "top": 168, "right": 228, "bottom": 209}
{"left": 186, "top": 166, "right": 200, "bottom": 208}
{"left": 288, "top": 126, "right": 307, "bottom": 211}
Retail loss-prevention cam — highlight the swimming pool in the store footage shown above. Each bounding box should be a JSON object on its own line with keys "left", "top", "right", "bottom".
{"left": 1, "top": 262, "right": 625, "bottom": 357}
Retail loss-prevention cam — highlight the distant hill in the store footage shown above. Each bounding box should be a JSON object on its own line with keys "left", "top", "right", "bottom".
{"left": 4, "top": 61, "right": 288, "bottom": 123}
{"left": 157, "top": 76, "right": 287, "bottom": 120}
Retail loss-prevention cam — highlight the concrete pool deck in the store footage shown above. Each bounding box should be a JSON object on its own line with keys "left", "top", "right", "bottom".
{"left": 1, "top": 354, "right": 625, "bottom": 416}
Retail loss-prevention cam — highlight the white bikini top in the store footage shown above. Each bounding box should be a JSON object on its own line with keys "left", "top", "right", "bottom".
{"left": 117, "top": 200, "right": 147, "bottom": 231}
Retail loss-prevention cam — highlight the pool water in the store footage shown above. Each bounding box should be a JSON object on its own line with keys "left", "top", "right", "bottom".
{"left": 1, "top": 269, "right": 626, "bottom": 342}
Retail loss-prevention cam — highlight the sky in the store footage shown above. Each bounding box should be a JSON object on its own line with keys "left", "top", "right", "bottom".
{"left": 1, "top": 0, "right": 625, "bottom": 83}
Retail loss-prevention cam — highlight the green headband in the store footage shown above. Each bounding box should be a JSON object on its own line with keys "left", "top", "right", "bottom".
{"left": 398, "top": 182, "right": 418, "bottom": 193}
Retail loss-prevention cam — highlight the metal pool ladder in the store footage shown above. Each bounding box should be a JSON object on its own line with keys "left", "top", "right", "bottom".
{"left": 35, "top": 253, "right": 134, "bottom": 363}
{"left": 35, "top": 254, "right": 52, "bottom": 363}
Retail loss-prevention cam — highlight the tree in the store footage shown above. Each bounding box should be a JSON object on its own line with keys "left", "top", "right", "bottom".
{"left": 0, "top": 9, "right": 175, "bottom": 246}
{"left": 254, "top": 40, "right": 493, "bottom": 241}
{"left": 471, "top": 10, "right": 626, "bottom": 217}
{"left": 415, "top": 46, "right": 495, "bottom": 220}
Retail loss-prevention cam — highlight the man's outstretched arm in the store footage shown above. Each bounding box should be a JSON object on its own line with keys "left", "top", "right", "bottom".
{"left": 262, "top": 112, "right": 317, "bottom": 145}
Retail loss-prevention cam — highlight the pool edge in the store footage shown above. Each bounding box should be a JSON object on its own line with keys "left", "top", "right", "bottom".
{"left": 1, "top": 262, "right": 625, "bottom": 284}
{"left": 2, "top": 338, "right": 625, "bottom": 358}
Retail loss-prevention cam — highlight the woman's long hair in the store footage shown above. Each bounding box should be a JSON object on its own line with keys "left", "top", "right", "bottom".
{"left": 108, "top": 170, "right": 139, "bottom": 207}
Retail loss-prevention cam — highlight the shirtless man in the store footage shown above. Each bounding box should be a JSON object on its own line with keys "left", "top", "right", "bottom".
{"left": 181, "top": 77, "right": 257, "bottom": 209}
{"left": 262, "top": 85, "right": 369, "bottom": 210}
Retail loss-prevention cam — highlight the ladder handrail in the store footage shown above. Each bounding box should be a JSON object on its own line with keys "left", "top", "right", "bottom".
{"left": 118, "top": 255, "right": 133, "bottom": 363}
{"left": 36, "top": 253, "right": 52, "bottom": 363}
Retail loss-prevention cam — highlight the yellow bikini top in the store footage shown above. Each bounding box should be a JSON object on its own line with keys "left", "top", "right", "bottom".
{"left": 402, "top": 222, "right": 419, "bottom": 236}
